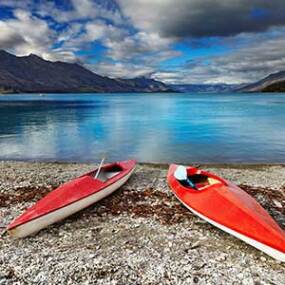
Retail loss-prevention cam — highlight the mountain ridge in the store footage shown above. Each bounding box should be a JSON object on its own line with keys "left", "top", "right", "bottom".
{"left": 0, "top": 50, "right": 174, "bottom": 93}
{"left": 238, "top": 71, "right": 285, "bottom": 92}
{"left": 170, "top": 83, "right": 243, "bottom": 93}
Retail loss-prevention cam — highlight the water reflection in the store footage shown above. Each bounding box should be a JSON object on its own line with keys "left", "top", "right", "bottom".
{"left": 0, "top": 93, "right": 285, "bottom": 163}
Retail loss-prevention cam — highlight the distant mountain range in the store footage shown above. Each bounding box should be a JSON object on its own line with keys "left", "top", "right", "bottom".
{"left": 238, "top": 71, "right": 285, "bottom": 92}
{"left": 172, "top": 72, "right": 285, "bottom": 93}
{"left": 170, "top": 83, "right": 242, "bottom": 93}
{"left": 0, "top": 50, "right": 173, "bottom": 93}
{"left": 1, "top": 50, "right": 285, "bottom": 94}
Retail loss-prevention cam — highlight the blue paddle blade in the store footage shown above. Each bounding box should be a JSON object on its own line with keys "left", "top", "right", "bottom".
{"left": 174, "top": 165, "right": 188, "bottom": 180}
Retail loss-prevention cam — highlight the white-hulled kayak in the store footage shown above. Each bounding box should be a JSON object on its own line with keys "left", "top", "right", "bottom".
{"left": 8, "top": 160, "right": 136, "bottom": 238}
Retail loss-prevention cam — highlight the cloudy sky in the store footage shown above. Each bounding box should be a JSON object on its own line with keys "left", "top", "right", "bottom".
{"left": 0, "top": 0, "right": 285, "bottom": 84}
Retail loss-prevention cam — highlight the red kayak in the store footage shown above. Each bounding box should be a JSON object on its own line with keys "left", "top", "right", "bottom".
{"left": 167, "top": 164, "right": 285, "bottom": 261}
{"left": 8, "top": 160, "right": 136, "bottom": 238}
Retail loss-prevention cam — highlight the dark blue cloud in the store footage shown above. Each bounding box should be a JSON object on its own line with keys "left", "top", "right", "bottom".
{"left": 251, "top": 8, "right": 269, "bottom": 20}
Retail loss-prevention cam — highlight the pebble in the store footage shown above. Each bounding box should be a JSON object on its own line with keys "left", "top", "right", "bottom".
{"left": 260, "top": 256, "right": 267, "bottom": 262}
{"left": 190, "top": 241, "right": 201, "bottom": 250}
{"left": 273, "top": 199, "right": 282, "bottom": 208}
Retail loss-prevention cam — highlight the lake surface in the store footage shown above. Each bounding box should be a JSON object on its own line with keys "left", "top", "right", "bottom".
{"left": 0, "top": 93, "right": 285, "bottom": 163}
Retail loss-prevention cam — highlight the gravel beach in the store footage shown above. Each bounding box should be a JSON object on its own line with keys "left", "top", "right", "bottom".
{"left": 0, "top": 161, "right": 284, "bottom": 285}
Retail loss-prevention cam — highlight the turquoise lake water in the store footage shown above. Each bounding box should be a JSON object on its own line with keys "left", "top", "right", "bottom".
{"left": 0, "top": 93, "right": 285, "bottom": 163}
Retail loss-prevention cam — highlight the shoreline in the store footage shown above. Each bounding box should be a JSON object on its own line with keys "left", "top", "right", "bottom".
{"left": 0, "top": 161, "right": 284, "bottom": 284}
{"left": 2, "top": 159, "right": 285, "bottom": 168}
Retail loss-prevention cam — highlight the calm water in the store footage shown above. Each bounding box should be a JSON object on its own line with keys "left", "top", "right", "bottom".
{"left": 0, "top": 93, "right": 285, "bottom": 163}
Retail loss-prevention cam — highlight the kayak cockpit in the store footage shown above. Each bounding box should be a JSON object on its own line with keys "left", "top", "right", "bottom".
{"left": 92, "top": 164, "right": 123, "bottom": 182}
{"left": 186, "top": 174, "right": 221, "bottom": 190}
{"left": 174, "top": 165, "right": 222, "bottom": 190}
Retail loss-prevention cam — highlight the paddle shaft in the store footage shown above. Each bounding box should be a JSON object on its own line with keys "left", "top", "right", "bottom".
{"left": 95, "top": 156, "right": 105, "bottom": 179}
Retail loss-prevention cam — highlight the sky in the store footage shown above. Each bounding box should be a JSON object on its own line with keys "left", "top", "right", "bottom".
{"left": 0, "top": 0, "right": 285, "bottom": 84}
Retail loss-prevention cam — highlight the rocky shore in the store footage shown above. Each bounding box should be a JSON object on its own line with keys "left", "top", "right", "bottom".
{"left": 0, "top": 161, "right": 284, "bottom": 285}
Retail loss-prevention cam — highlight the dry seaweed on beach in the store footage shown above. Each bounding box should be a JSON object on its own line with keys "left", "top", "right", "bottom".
{"left": 96, "top": 187, "right": 190, "bottom": 225}
{"left": 0, "top": 185, "right": 57, "bottom": 207}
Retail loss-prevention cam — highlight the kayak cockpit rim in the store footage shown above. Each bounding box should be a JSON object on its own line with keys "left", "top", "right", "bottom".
{"left": 173, "top": 165, "right": 226, "bottom": 191}
{"left": 92, "top": 164, "right": 123, "bottom": 182}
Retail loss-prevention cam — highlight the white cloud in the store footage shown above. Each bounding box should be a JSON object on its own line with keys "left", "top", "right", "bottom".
{"left": 78, "top": 19, "right": 180, "bottom": 73}
{"left": 107, "top": 32, "right": 177, "bottom": 64}
{"left": 0, "top": 9, "right": 80, "bottom": 63}
{"left": 154, "top": 29, "right": 285, "bottom": 84}
{"left": 84, "top": 20, "right": 126, "bottom": 42}
{"left": 87, "top": 61, "right": 154, "bottom": 78}
{"left": 43, "top": 49, "right": 79, "bottom": 63}
{"left": 0, "top": 21, "right": 26, "bottom": 49}
{"left": 36, "top": 0, "right": 123, "bottom": 25}
{"left": 57, "top": 23, "right": 84, "bottom": 43}
{"left": 0, "top": 10, "right": 53, "bottom": 55}
{"left": 0, "top": 0, "right": 32, "bottom": 9}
